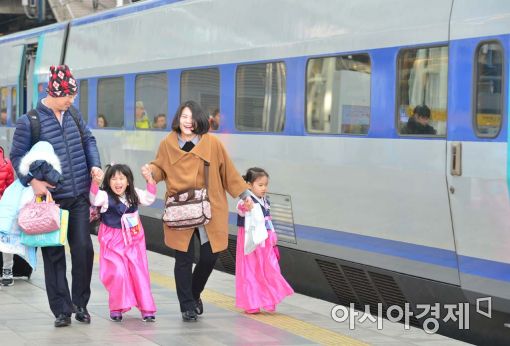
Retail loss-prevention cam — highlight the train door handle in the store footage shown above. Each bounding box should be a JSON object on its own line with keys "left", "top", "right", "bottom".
{"left": 451, "top": 142, "right": 462, "bottom": 176}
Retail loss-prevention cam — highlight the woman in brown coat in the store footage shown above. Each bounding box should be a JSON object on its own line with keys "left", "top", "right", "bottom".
{"left": 150, "top": 100, "right": 251, "bottom": 321}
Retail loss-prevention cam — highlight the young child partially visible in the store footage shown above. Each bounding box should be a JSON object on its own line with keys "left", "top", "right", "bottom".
{"left": 0, "top": 145, "right": 15, "bottom": 286}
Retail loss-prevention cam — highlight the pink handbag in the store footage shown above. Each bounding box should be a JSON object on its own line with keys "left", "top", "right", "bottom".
{"left": 18, "top": 192, "right": 61, "bottom": 235}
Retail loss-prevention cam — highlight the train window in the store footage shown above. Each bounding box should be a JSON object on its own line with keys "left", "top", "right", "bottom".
{"left": 97, "top": 77, "right": 124, "bottom": 128}
{"left": 11, "top": 87, "right": 17, "bottom": 124}
{"left": 79, "top": 80, "right": 89, "bottom": 124}
{"left": 306, "top": 54, "right": 371, "bottom": 135}
{"left": 135, "top": 73, "right": 168, "bottom": 130}
{"left": 0, "top": 87, "right": 7, "bottom": 126}
{"left": 474, "top": 42, "right": 504, "bottom": 138}
{"left": 236, "top": 62, "right": 286, "bottom": 132}
{"left": 397, "top": 46, "right": 448, "bottom": 137}
{"left": 181, "top": 68, "right": 219, "bottom": 130}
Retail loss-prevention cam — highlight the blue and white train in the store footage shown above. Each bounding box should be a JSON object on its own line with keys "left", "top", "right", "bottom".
{"left": 0, "top": 0, "right": 509, "bottom": 343}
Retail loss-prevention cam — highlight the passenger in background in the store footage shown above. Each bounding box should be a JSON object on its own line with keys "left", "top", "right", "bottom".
{"left": 90, "top": 163, "right": 157, "bottom": 323}
{"left": 97, "top": 114, "right": 108, "bottom": 128}
{"left": 401, "top": 105, "right": 436, "bottom": 135}
{"left": 0, "top": 108, "right": 7, "bottom": 126}
{"left": 208, "top": 108, "right": 220, "bottom": 131}
{"left": 135, "top": 101, "right": 150, "bottom": 129}
{"left": 152, "top": 113, "right": 167, "bottom": 129}
{"left": 235, "top": 167, "right": 293, "bottom": 314}
{"left": 149, "top": 100, "right": 252, "bottom": 322}
{"left": 0, "top": 145, "right": 15, "bottom": 286}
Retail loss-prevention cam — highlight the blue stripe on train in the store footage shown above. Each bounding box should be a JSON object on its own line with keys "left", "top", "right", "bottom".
{"left": 150, "top": 205, "right": 510, "bottom": 282}
{"left": 227, "top": 211, "right": 510, "bottom": 283}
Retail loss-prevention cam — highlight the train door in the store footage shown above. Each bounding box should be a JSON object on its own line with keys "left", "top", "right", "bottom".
{"left": 447, "top": 38, "right": 510, "bottom": 304}
{"left": 20, "top": 42, "right": 38, "bottom": 115}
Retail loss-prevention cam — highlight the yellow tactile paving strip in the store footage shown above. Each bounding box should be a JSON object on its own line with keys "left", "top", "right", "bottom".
{"left": 149, "top": 271, "right": 368, "bottom": 346}
{"left": 91, "top": 251, "right": 366, "bottom": 345}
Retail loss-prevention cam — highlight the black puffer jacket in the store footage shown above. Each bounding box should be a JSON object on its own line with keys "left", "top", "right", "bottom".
{"left": 402, "top": 117, "right": 437, "bottom": 135}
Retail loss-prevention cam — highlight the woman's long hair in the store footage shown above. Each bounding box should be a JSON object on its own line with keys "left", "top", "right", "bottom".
{"left": 101, "top": 164, "right": 139, "bottom": 206}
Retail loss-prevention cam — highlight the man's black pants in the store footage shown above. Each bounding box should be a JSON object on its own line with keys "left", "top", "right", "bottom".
{"left": 41, "top": 194, "right": 93, "bottom": 317}
{"left": 174, "top": 230, "right": 219, "bottom": 312}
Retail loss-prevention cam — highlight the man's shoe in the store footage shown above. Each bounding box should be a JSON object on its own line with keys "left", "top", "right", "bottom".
{"left": 194, "top": 298, "right": 203, "bottom": 315}
{"left": 54, "top": 313, "right": 71, "bottom": 327}
{"left": 181, "top": 310, "right": 198, "bottom": 322}
{"left": 75, "top": 306, "right": 91, "bottom": 323}
{"left": 1, "top": 269, "right": 13, "bottom": 286}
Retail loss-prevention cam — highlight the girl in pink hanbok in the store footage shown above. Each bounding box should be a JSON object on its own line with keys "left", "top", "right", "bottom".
{"left": 236, "top": 167, "right": 294, "bottom": 314}
{"left": 90, "top": 163, "right": 157, "bottom": 322}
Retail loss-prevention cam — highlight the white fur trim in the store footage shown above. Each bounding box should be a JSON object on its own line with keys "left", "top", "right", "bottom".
{"left": 19, "top": 141, "right": 62, "bottom": 176}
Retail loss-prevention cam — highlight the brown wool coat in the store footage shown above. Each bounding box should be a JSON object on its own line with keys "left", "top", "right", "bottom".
{"left": 150, "top": 132, "right": 248, "bottom": 253}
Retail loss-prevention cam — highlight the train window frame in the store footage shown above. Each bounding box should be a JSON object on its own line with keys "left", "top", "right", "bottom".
{"left": 396, "top": 45, "right": 448, "bottom": 137}
{"left": 305, "top": 53, "right": 372, "bottom": 135}
{"left": 472, "top": 40, "right": 505, "bottom": 139}
{"left": 180, "top": 68, "right": 220, "bottom": 129}
{"left": 235, "top": 61, "right": 287, "bottom": 133}
{"left": 135, "top": 72, "right": 168, "bottom": 131}
{"left": 79, "top": 79, "right": 89, "bottom": 125}
{"left": 0, "top": 86, "right": 7, "bottom": 127}
{"left": 11, "top": 87, "right": 17, "bottom": 124}
{"left": 97, "top": 76, "right": 125, "bottom": 129}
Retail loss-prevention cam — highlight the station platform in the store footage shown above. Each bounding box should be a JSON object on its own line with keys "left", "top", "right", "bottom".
{"left": 0, "top": 236, "right": 469, "bottom": 346}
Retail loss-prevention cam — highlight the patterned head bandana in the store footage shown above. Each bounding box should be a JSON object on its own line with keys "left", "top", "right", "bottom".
{"left": 46, "top": 65, "right": 78, "bottom": 97}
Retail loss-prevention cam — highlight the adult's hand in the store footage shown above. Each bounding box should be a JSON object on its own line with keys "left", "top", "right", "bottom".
{"left": 30, "top": 178, "right": 55, "bottom": 196}
{"left": 91, "top": 167, "right": 104, "bottom": 183}
{"left": 141, "top": 164, "right": 155, "bottom": 184}
{"left": 243, "top": 197, "right": 254, "bottom": 211}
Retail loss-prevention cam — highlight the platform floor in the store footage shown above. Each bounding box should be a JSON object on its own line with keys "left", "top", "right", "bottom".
{"left": 0, "top": 236, "right": 469, "bottom": 345}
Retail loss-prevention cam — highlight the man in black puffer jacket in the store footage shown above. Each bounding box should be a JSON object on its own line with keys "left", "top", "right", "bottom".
{"left": 10, "top": 65, "right": 103, "bottom": 328}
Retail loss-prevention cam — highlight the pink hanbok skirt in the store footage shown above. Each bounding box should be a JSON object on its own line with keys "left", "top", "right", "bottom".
{"left": 98, "top": 223, "right": 156, "bottom": 314}
{"left": 235, "top": 227, "right": 294, "bottom": 311}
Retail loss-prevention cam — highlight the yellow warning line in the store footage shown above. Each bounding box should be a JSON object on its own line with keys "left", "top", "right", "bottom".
{"left": 149, "top": 271, "right": 368, "bottom": 346}
{"left": 92, "top": 251, "right": 366, "bottom": 345}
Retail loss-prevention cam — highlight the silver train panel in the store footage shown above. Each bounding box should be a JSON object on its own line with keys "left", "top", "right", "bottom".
{"left": 220, "top": 134, "right": 456, "bottom": 251}
{"left": 65, "top": 0, "right": 453, "bottom": 78}
{"left": 447, "top": 141, "right": 509, "bottom": 262}
{"left": 451, "top": 0, "right": 510, "bottom": 40}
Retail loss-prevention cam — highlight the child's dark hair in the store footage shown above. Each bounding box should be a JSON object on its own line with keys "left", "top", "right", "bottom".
{"left": 242, "top": 167, "right": 269, "bottom": 183}
{"left": 101, "top": 164, "right": 139, "bottom": 206}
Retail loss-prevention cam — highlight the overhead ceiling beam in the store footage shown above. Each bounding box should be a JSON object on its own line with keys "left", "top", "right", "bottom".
{"left": 0, "top": 0, "right": 25, "bottom": 15}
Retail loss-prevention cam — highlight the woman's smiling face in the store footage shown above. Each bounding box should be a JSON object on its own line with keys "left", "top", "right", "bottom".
{"left": 179, "top": 107, "right": 195, "bottom": 139}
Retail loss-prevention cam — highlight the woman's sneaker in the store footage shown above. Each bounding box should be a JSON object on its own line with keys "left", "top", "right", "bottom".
{"left": 1, "top": 269, "right": 13, "bottom": 286}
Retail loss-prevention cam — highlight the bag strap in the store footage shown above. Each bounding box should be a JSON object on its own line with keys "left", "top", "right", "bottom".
{"left": 28, "top": 106, "right": 84, "bottom": 147}
{"left": 28, "top": 109, "right": 40, "bottom": 146}
{"left": 204, "top": 161, "right": 210, "bottom": 189}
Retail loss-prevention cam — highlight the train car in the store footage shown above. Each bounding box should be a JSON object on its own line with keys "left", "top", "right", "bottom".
{"left": 0, "top": 0, "right": 509, "bottom": 343}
